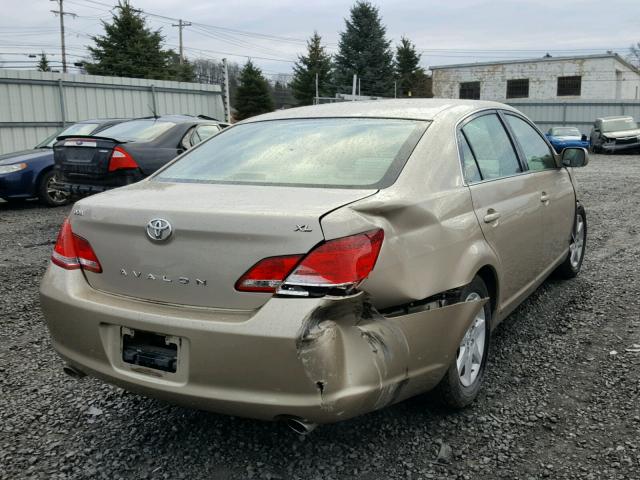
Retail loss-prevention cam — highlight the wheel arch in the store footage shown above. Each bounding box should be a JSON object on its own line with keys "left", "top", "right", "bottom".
{"left": 475, "top": 264, "right": 499, "bottom": 322}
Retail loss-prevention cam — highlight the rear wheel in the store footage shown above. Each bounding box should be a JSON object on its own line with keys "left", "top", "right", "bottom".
{"left": 435, "top": 276, "right": 491, "bottom": 409}
{"left": 38, "top": 170, "right": 69, "bottom": 207}
{"left": 555, "top": 205, "right": 586, "bottom": 279}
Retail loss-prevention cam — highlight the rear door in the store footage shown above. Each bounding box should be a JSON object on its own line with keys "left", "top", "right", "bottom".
{"left": 502, "top": 113, "right": 575, "bottom": 270}
{"left": 460, "top": 112, "right": 543, "bottom": 309}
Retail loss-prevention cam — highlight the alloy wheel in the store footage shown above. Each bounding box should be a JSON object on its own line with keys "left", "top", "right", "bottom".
{"left": 456, "top": 292, "right": 486, "bottom": 388}
{"left": 569, "top": 214, "right": 585, "bottom": 268}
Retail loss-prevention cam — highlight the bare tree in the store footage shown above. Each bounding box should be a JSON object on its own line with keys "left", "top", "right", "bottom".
{"left": 629, "top": 42, "right": 640, "bottom": 67}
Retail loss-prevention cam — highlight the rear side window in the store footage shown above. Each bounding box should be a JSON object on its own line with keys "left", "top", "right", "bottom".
{"left": 156, "top": 118, "right": 428, "bottom": 189}
{"left": 98, "top": 120, "right": 176, "bottom": 142}
{"left": 505, "top": 115, "right": 556, "bottom": 171}
{"left": 191, "top": 124, "right": 220, "bottom": 145}
{"left": 462, "top": 114, "right": 521, "bottom": 180}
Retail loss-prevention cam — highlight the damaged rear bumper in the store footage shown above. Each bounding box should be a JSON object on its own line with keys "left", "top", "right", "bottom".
{"left": 40, "top": 266, "right": 485, "bottom": 424}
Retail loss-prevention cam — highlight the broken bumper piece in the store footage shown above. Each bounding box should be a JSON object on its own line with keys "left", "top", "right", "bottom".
{"left": 40, "top": 266, "right": 486, "bottom": 424}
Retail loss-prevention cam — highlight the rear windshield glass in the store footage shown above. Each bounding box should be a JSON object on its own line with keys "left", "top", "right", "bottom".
{"left": 550, "top": 127, "right": 581, "bottom": 136}
{"left": 155, "top": 118, "right": 428, "bottom": 189}
{"left": 38, "top": 123, "right": 100, "bottom": 147}
{"left": 602, "top": 118, "right": 638, "bottom": 132}
{"left": 98, "top": 120, "right": 176, "bottom": 142}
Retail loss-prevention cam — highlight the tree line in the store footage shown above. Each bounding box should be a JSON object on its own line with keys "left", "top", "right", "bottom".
{"left": 42, "top": 0, "right": 430, "bottom": 120}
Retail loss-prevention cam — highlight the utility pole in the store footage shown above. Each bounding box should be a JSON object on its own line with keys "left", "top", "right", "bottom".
{"left": 315, "top": 72, "right": 319, "bottom": 104}
{"left": 222, "top": 58, "right": 231, "bottom": 123}
{"left": 172, "top": 19, "right": 192, "bottom": 64}
{"left": 394, "top": 80, "right": 397, "bottom": 98}
{"left": 358, "top": 77, "right": 361, "bottom": 97}
{"left": 50, "top": 0, "right": 75, "bottom": 73}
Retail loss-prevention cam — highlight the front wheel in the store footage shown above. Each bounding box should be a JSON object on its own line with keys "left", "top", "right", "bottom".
{"left": 435, "top": 276, "right": 491, "bottom": 409}
{"left": 38, "top": 170, "right": 70, "bottom": 207}
{"left": 555, "top": 205, "right": 586, "bottom": 279}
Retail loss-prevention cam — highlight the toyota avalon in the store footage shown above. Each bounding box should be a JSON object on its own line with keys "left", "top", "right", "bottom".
{"left": 40, "top": 99, "right": 588, "bottom": 432}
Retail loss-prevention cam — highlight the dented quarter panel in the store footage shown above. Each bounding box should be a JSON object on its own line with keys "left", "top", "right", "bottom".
{"left": 321, "top": 113, "right": 500, "bottom": 310}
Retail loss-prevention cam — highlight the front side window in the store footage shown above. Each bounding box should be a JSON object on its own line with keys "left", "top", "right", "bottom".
{"left": 98, "top": 120, "right": 176, "bottom": 142}
{"left": 459, "top": 82, "right": 481, "bottom": 100}
{"left": 506, "top": 79, "right": 529, "bottom": 99}
{"left": 505, "top": 115, "right": 556, "bottom": 171}
{"left": 461, "top": 114, "right": 521, "bottom": 180}
{"left": 156, "top": 118, "right": 428, "bottom": 189}
{"left": 557, "top": 76, "right": 581, "bottom": 96}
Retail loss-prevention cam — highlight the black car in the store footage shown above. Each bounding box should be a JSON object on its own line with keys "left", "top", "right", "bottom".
{"left": 1, "top": 119, "right": 126, "bottom": 206}
{"left": 54, "top": 115, "right": 228, "bottom": 195}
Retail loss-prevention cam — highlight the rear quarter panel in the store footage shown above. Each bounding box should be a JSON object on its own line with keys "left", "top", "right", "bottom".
{"left": 320, "top": 114, "right": 500, "bottom": 310}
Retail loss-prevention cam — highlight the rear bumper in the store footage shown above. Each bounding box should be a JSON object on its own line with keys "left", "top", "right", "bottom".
{"left": 40, "top": 265, "right": 484, "bottom": 424}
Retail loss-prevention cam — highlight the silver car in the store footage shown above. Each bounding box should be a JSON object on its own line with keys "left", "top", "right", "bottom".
{"left": 40, "top": 99, "right": 588, "bottom": 433}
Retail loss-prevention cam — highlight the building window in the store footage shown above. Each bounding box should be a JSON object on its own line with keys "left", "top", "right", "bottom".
{"left": 557, "top": 76, "right": 581, "bottom": 96}
{"left": 459, "top": 81, "right": 480, "bottom": 99}
{"left": 506, "top": 79, "right": 529, "bottom": 98}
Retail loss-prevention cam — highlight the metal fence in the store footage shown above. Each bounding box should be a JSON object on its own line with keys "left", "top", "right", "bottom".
{"left": 0, "top": 69, "right": 225, "bottom": 155}
{"left": 506, "top": 99, "right": 640, "bottom": 135}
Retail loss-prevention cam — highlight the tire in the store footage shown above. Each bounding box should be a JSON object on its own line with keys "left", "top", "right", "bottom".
{"left": 38, "top": 170, "right": 70, "bottom": 207}
{"left": 435, "top": 276, "right": 491, "bottom": 409}
{"left": 555, "top": 204, "right": 586, "bottom": 279}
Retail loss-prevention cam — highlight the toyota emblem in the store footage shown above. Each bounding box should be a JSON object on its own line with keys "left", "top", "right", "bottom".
{"left": 146, "top": 218, "right": 172, "bottom": 242}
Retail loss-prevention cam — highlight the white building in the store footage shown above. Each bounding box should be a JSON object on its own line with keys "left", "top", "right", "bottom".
{"left": 431, "top": 53, "right": 640, "bottom": 101}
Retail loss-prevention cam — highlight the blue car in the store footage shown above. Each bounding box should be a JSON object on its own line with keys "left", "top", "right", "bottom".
{"left": 0, "top": 119, "right": 125, "bottom": 206}
{"left": 545, "top": 127, "right": 590, "bottom": 153}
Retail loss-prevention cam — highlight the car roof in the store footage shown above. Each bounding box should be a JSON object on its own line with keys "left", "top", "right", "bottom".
{"left": 77, "top": 118, "right": 128, "bottom": 124}
{"left": 240, "top": 99, "right": 518, "bottom": 124}
{"left": 135, "top": 114, "right": 224, "bottom": 124}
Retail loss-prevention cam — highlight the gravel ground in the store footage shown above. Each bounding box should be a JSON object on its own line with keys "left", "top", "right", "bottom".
{"left": 1, "top": 154, "right": 639, "bottom": 480}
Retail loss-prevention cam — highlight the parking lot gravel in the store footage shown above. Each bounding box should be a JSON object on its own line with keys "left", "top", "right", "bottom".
{"left": 1, "top": 154, "right": 639, "bottom": 480}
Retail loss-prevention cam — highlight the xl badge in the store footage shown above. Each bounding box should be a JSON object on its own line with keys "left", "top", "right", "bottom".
{"left": 146, "top": 218, "right": 172, "bottom": 241}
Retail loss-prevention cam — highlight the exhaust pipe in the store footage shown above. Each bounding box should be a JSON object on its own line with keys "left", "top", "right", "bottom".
{"left": 63, "top": 364, "right": 87, "bottom": 379}
{"left": 280, "top": 416, "right": 318, "bottom": 435}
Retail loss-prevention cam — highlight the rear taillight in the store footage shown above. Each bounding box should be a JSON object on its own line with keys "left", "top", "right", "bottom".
{"left": 285, "top": 229, "right": 384, "bottom": 288}
{"left": 235, "top": 229, "right": 384, "bottom": 295}
{"left": 235, "top": 255, "right": 303, "bottom": 292}
{"left": 51, "top": 218, "right": 102, "bottom": 273}
{"left": 108, "top": 146, "right": 138, "bottom": 172}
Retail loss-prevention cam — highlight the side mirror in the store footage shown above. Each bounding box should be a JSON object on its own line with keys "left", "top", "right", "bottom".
{"left": 562, "top": 147, "right": 589, "bottom": 168}
{"left": 581, "top": 134, "right": 587, "bottom": 141}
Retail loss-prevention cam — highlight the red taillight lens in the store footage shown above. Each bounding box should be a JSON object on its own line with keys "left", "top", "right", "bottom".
{"left": 235, "top": 255, "right": 303, "bottom": 292}
{"left": 108, "top": 146, "right": 138, "bottom": 172}
{"left": 285, "top": 229, "right": 384, "bottom": 287}
{"left": 51, "top": 218, "right": 102, "bottom": 273}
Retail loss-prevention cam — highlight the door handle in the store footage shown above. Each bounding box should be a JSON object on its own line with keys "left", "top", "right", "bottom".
{"left": 483, "top": 210, "right": 501, "bottom": 223}
{"left": 540, "top": 192, "right": 550, "bottom": 203}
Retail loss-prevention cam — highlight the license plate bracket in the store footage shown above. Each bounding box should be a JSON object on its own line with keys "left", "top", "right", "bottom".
{"left": 121, "top": 328, "right": 179, "bottom": 373}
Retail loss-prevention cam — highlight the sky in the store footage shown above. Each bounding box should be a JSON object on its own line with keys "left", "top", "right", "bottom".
{"left": 1, "top": 0, "right": 639, "bottom": 86}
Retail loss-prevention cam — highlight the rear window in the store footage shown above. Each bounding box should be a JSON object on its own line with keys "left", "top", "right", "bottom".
{"left": 155, "top": 118, "right": 428, "bottom": 189}
{"left": 38, "top": 123, "right": 100, "bottom": 147}
{"left": 98, "top": 120, "right": 176, "bottom": 142}
{"left": 550, "top": 127, "right": 581, "bottom": 136}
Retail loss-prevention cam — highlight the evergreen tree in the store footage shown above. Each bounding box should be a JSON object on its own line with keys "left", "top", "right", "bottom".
{"left": 165, "top": 50, "right": 195, "bottom": 82}
{"left": 234, "top": 60, "right": 274, "bottom": 120}
{"left": 395, "top": 37, "right": 428, "bottom": 97}
{"left": 85, "top": 1, "right": 171, "bottom": 80}
{"left": 333, "top": 1, "right": 395, "bottom": 97}
{"left": 291, "top": 32, "right": 334, "bottom": 105}
{"left": 37, "top": 52, "right": 51, "bottom": 72}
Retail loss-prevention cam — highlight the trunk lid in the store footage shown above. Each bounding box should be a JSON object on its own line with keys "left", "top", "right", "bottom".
{"left": 54, "top": 136, "right": 119, "bottom": 182}
{"left": 71, "top": 181, "right": 377, "bottom": 310}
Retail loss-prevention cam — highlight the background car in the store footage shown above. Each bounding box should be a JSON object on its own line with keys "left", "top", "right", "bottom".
{"left": 590, "top": 116, "right": 640, "bottom": 153}
{"left": 545, "top": 126, "right": 589, "bottom": 153}
{"left": 0, "top": 119, "right": 126, "bottom": 206}
{"left": 54, "top": 115, "right": 229, "bottom": 195}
